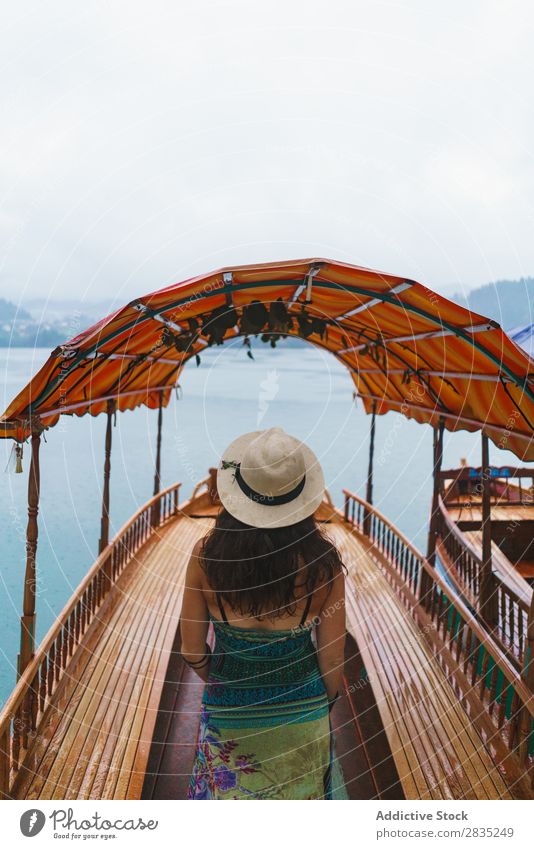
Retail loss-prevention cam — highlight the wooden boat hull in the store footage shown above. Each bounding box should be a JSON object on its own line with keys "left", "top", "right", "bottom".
{"left": 1, "top": 479, "right": 532, "bottom": 800}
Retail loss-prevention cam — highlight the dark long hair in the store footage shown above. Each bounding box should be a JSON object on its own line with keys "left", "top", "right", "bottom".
{"left": 200, "top": 508, "right": 345, "bottom": 621}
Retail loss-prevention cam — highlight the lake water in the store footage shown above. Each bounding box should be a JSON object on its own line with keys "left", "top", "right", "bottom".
{"left": 0, "top": 343, "right": 522, "bottom": 706}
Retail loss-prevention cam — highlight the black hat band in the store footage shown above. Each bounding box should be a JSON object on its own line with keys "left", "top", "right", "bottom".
{"left": 230, "top": 462, "right": 306, "bottom": 506}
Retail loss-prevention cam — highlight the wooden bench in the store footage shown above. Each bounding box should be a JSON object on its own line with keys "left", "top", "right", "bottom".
{"left": 328, "top": 521, "right": 513, "bottom": 800}
{"left": 463, "top": 531, "right": 531, "bottom": 603}
{"left": 10, "top": 510, "right": 518, "bottom": 800}
{"left": 11, "top": 514, "right": 211, "bottom": 800}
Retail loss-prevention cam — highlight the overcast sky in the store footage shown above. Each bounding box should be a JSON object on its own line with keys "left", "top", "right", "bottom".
{"left": 1, "top": 0, "right": 534, "bottom": 309}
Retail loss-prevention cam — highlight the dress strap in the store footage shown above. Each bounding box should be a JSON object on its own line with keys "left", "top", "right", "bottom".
{"left": 215, "top": 592, "right": 229, "bottom": 624}
{"left": 299, "top": 591, "right": 313, "bottom": 628}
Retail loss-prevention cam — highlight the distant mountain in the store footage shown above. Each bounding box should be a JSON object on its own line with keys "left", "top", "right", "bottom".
{"left": 1, "top": 277, "right": 532, "bottom": 347}
{"left": 22, "top": 297, "right": 114, "bottom": 323}
{"left": 452, "top": 277, "right": 534, "bottom": 329}
{"left": 0, "top": 298, "right": 32, "bottom": 323}
{"left": 0, "top": 297, "right": 100, "bottom": 348}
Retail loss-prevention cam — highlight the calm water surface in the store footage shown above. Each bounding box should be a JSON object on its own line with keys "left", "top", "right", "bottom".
{"left": 0, "top": 343, "right": 522, "bottom": 705}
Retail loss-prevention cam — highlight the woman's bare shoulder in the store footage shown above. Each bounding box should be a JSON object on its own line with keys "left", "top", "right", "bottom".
{"left": 191, "top": 536, "right": 204, "bottom": 557}
{"left": 185, "top": 537, "right": 207, "bottom": 584}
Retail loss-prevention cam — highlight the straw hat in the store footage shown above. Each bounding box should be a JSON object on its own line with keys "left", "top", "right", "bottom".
{"left": 216, "top": 427, "right": 325, "bottom": 528}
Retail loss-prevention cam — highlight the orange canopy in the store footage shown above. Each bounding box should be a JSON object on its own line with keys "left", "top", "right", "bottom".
{"left": 2, "top": 258, "right": 533, "bottom": 460}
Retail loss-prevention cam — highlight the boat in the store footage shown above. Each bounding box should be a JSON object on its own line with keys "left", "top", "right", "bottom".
{"left": 0, "top": 257, "right": 532, "bottom": 800}
{"left": 434, "top": 461, "right": 533, "bottom": 672}
{"left": 438, "top": 462, "right": 534, "bottom": 588}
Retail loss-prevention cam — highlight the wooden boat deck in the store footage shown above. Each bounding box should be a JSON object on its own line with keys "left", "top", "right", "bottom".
{"left": 448, "top": 500, "right": 534, "bottom": 525}
{"left": 446, "top": 499, "right": 534, "bottom": 580}
{"left": 10, "top": 514, "right": 211, "bottom": 800}
{"left": 463, "top": 532, "right": 533, "bottom": 598}
{"left": 7, "top": 506, "right": 519, "bottom": 800}
{"left": 141, "top": 629, "right": 405, "bottom": 800}
{"left": 328, "top": 524, "right": 512, "bottom": 800}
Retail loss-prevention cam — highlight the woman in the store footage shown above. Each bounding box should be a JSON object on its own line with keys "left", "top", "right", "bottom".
{"left": 180, "top": 427, "right": 346, "bottom": 800}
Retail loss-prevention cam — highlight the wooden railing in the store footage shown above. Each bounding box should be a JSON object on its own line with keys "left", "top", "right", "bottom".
{"left": 343, "top": 489, "right": 534, "bottom": 786}
{"left": 440, "top": 466, "right": 534, "bottom": 508}
{"left": 436, "top": 495, "right": 530, "bottom": 670}
{"left": 344, "top": 490, "right": 426, "bottom": 596}
{"left": 190, "top": 475, "right": 211, "bottom": 502}
{"left": 0, "top": 481, "right": 181, "bottom": 799}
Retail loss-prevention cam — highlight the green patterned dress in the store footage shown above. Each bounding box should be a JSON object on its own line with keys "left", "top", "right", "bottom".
{"left": 188, "top": 597, "right": 346, "bottom": 800}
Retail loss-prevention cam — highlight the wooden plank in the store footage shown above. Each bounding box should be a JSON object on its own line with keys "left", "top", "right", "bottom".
{"left": 34, "top": 536, "right": 168, "bottom": 798}
{"left": 342, "top": 527, "right": 512, "bottom": 799}
{"left": 345, "top": 578, "right": 443, "bottom": 798}
{"left": 330, "top": 522, "right": 512, "bottom": 800}
{"left": 343, "top": 541, "right": 500, "bottom": 798}
{"left": 332, "top": 525, "right": 443, "bottom": 798}
{"left": 68, "top": 520, "right": 200, "bottom": 798}
{"left": 68, "top": 543, "right": 180, "bottom": 799}
{"left": 123, "top": 523, "right": 207, "bottom": 798}
{"left": 337, "top": 634, "right": 405, "bottom": 799}
{"left": 352, "top": 572, "right": 500, "bottom": 798}
{"left": 108, "top": 520, "right": 206, "bottom": 798}
{"left": 12, "top": 537, "right": 162, "bottom": 799}
{"left": 465, "top": 531, "right": 531, "bottom": 605}
{"left": 13, "top": 519, "right": 192, "bottom": 800}
{"left": 12, "top": 501, "right": 524, "bottom": 802}
{"left": 342, "top": 595, "right": 427, "bottom": 794}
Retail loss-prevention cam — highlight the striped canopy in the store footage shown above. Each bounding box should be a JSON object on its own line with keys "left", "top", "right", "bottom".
{"left": 2, "top": 258, "right": 533, "bottom": 460}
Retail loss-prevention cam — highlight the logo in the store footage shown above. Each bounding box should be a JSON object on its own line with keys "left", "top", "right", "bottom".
{"left": 20, "top": 809, "right": 46, "bottom": 837}
{"left": 257, "top": 369, "right": 279, "bottom": 426}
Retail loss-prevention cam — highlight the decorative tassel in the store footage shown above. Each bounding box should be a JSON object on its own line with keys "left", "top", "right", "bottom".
{"left": 15, "top": 445, "right": 23, "bottom": 473}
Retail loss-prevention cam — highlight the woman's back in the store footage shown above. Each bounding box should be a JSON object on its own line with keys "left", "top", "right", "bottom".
{"left": 182, "top": 523, "right": 345, "bottom": 799}
{"left": 200, "top": 538, "right": 332, "bottom": 632}
{"left": 179, "top": 427, "right": 346, "bottom": 799}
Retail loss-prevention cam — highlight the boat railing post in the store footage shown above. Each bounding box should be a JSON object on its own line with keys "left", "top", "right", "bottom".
{"left": 0, "top": 727, "right": 9, "bottom": 798}
{"left": 363, "top": 401, "right": 376, "bottom": 536}
{"left": 480, "top": 432, "right": 498, "bottom": 628}
{"left": 101, "top": 550, "right": 113, "bottom": 597}
{"left": 98, "top": 400, "right": 114, "bottom": 554}
{"left": 422, "top": 417, "right": 444, "bottom": 607}
{"left": 151, "top": 391, "right": 164, "bottom": 529}
{"left": 524, "top": 589, "right": 534, "bottom": 693}
{"left": 18, "top": 419, "right": 43, "bottom": 677}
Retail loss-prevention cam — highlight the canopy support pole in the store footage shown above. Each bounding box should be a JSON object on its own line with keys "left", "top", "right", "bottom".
{"left": 18, "top": 423, "right": 42, "bottom": 676}
{"left": 422, "top": 417, "right": 444, "bottom": 606}
{"left": 363, "top": 401, "right": 376, "bottom": 536}
{"left": 480, "top": 433, "right": 497, "bottom": 627}
{"left": 153, "top": 391, "right": 163, "bottom": 497}
{"left": 426, "top": 417, "right": 445, "bottom": 566}
{"left": 98, "top": 402, "right": 114, "bottom": 554}
{"left": 526, "top": 592, "right": 534, "bottom": 690}
{"left": 151, "top": 392, "right": 164, "bottom": 528}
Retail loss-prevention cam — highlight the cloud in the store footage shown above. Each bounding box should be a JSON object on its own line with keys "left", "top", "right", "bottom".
{"left": 1, "top": 0, "right": 533, "bottom": 304}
